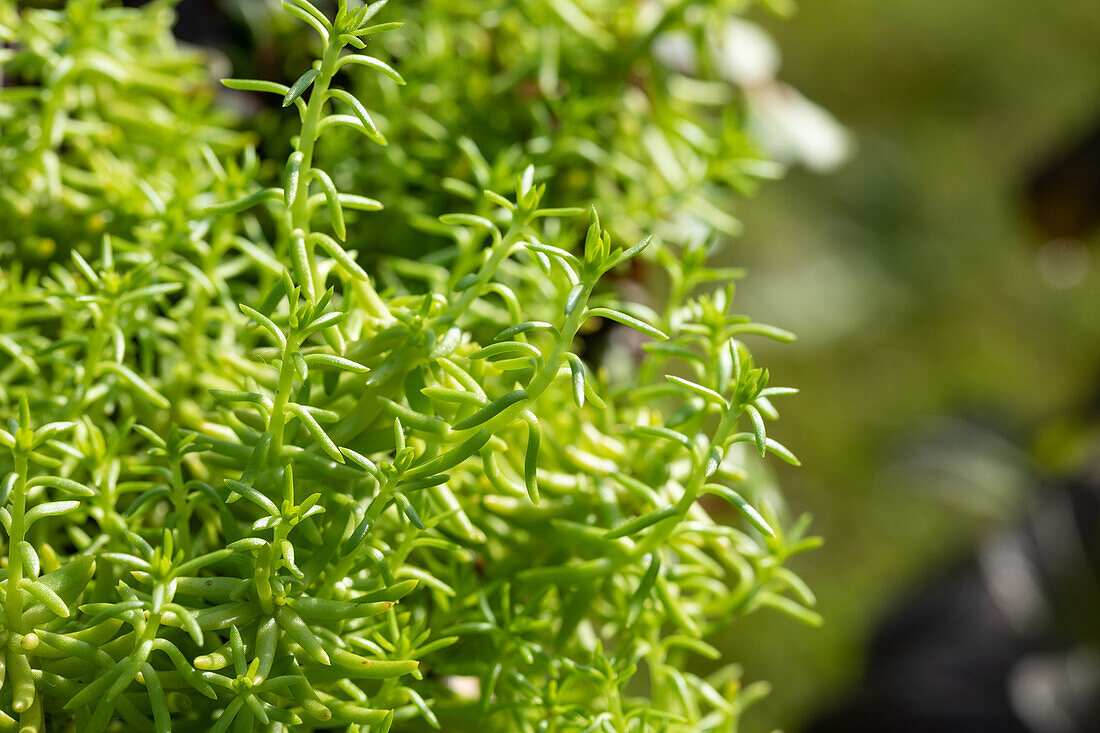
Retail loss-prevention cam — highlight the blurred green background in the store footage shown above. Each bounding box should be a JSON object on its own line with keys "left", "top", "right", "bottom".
{"left": 720, "top": 0, "right": 1100, "bottom": 729}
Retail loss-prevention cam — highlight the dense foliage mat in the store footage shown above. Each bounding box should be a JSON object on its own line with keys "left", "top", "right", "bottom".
{"left": 0, "top": 0, "right": 819, "bottom": 730}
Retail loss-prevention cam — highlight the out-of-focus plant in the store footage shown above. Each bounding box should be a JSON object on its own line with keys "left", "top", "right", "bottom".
{"left": 0, "top": 0, "right": 247, "bottom": 268}
{"left": 0, "top": 0, "right": 819, "bottom": 731}
{"left": 349, "top": 0, "right": 775, "bottom": 251}
{"left": 219, "top": 0, "right": 809, "bottom": 258}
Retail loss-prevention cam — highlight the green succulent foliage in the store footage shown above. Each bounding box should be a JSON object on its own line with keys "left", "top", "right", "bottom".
{"left": 225, "top": 0, "right": 787, "bottom": 259}
{"left": 0, "top": 0, "right": 248, "bottom": 268}
{"left": 0, "top": 0, "right": 819, "bottom": 731}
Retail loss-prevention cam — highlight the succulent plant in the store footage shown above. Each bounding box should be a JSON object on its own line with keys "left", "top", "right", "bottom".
{"left": 0, "top": 1, "right": 819, "bottom": 730}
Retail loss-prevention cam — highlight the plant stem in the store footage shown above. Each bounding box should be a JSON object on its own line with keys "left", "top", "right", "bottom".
{"left": 452, "top": 281, "right": 594, "bottom": 440}
{"left": 448, "top": 223, "right": 522, "bottom": 323}
{"left": 632, "top": 406, "right": 740, "bottom": 560}
{"left": 268, "top": 335, "right": 300, "bottom": 458}
{"left": 69, "top": 299, "right": 117, "bottom": 421}
{"left": 170, "top": 457, "right": 192, "bottom": 556}
{"left": 5, "top": 452, "right": 28, "bottom": 635}
{"left": 292, "top": 43, "right": 340, "bottom": 231}
{"left": 290, "top": 41, "right": 340, "bottom": 303}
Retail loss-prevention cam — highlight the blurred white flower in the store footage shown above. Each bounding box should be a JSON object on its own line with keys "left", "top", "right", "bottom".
{"left": 712, "top": 18, "right": 781, "bottom": 86}
{"left": 654, "top": 16, "right": 851, "bottom": 173}
{"left": 750, "top": 84, "right": 853, "bottom": 173}
{"left": 652, "top": 30, "right": 698, "bottom": 75}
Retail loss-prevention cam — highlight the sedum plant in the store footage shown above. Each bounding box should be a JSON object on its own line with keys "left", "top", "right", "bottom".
{"left": 325, "top": 0, "right": 789, "bottom": 258}
{"left": 0, "top": 0, "right": 820, "bottom": 731}
{"left": 0, "top": 0, "right": 247, "bottom": 270}
{"left": 223, "top": 0, "right": 794, "bottom": 262}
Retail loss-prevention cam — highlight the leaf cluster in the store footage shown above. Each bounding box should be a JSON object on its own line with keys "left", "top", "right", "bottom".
{"left": 0, "top": 1, "right": 818, "bottom": 731}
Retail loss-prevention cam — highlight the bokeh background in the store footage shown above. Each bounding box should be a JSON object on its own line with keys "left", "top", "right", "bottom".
{"left": 723, "top": 0, "right": 1100, "bottom": 729}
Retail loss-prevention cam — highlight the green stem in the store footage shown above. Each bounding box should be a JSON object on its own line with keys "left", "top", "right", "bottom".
{"left": 170, "top": 459, "right": 191, "bottom": 556}
{"left": 632, "top": 407, "right": 740, "bottom": 561}
{"left": 288, "top": 36, "right": 392, "bottom": 319}
{"left": 5, "top": 451, "right": 37, "bottom": 722}
{"left": 288, "top": 41, "right": 342, "bottom": 304}
{"left": 268, "top": 335, "right": 300, "bottom": 459}
{"left": 255, "top": 523, "right": 289, "bottom": 615}
{"left": 5, "top": 452, "right": 29, "bottom": 635}
{"left": 448, "top": 223, "right": 522, "bottom": 323}
{"left": 68, "top": 299, "right": 117, "bottom": 421}
{"left": 292, "top": 43, "right": 340, "bottom": 232}
{"left": 319, "top": 477, "right": 394, "bottom": 593}
{"left": 330, "top": 349, "right": 412, "bottom": 445}
{"left": 452, "top": 281, "right": 594, "bottom": 440}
